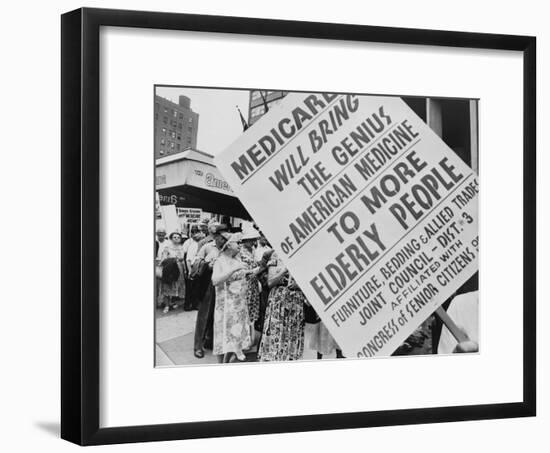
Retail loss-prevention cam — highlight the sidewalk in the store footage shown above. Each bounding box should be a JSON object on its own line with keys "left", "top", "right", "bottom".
{"left": 155, "top": 307, "right": 331, "bottom": 366}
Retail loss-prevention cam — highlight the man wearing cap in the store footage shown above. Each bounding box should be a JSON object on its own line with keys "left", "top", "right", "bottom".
{"left": 192, "top": 228, "right": 228, "bottom": 358}
{"left": 182, "top": 227, "right": 204, "bottom": 311}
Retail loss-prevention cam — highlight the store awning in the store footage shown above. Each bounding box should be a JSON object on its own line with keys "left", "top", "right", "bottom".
{"left": 156, "top": 149, "right": 251, "bottom": 219}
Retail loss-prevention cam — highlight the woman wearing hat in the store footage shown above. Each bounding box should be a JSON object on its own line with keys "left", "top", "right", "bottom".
{"left": 211, "top": 233, "right": 252, "bottom": 363}
{"left": 239, "top": 229, "right": 261, "bottom": 334}
{"left": 257, "top": 252, "right": 305, "bottom": 362}
{"left": 158, "top": 231, "right": 186, "bottom": 313}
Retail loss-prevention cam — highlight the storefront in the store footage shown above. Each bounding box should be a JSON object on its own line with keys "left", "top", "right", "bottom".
{"left": 156, "top": 149, "right": 251, "bottom": 234}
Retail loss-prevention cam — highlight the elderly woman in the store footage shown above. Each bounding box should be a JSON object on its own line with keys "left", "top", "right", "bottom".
{"left": 159, "top": 231, "right": 186, "bottom": 313}
{"left": 239, "top": 229, "right": 261, "bottom": 333}
{"left": 211, "top": 233, "right": 252, "bottom": 363}
{"left": 258, "top": 252, "right": 305, "bottom": 362}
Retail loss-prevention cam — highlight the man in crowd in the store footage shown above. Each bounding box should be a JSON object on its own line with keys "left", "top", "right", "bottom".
{"left": 182, "top": 226, "right": 204, "bottom": 311}
{"left": 192, "top": 222, "right": 228, "bottom": 358}
{"left": 155, "top": 227, "right": 168, "bottom": 259}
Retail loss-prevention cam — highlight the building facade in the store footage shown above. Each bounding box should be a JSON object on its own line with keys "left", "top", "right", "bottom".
{"left": 154, "top": 94, "right": 199, "bottom": 158}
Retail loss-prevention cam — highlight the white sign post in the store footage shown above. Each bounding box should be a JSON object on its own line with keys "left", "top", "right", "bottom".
{"left": 216, "top": 93, "right": 479, "bottom": 358}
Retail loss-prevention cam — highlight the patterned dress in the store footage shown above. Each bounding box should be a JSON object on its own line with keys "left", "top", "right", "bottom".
{"left": 159, "top": 243, "right": 186, "bottom": 299}
{"left": 239, "top": 246, "right": 260, "bottom": 323}
{"left": 258, "top": 271, "right": 305, "bottom": 362}
{"left": 212, "top": 256, "right": 252, "bottom": 356}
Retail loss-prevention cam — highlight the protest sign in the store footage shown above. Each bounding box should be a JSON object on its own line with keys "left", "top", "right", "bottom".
{"left": 160, "top": 204, "right": 180, "bottom": 234}
{"left": 176, "top": 207, "right": 202, "bottom": 223}
{"left": 215, "top": 92, "right": 479, "bottom": 358}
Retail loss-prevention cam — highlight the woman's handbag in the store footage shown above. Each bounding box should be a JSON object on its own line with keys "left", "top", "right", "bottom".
{"left": 161, "top": 258, "right": 180, "bottom": 284}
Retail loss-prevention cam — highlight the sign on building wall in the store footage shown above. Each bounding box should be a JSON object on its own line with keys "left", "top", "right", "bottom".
{"left": 215, "top": 93, "right": 479, "bottom": 357}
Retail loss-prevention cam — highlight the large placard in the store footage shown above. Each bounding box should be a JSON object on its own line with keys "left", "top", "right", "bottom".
{"left": 215, "top": 93, "right": 478, "bottom": 357}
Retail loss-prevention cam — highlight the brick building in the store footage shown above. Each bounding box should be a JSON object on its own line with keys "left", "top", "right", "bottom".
{"left": 154, "top": 94, "right": 199, "bottom": 158}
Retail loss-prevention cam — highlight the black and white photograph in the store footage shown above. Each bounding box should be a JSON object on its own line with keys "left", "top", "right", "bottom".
{"left": 1, "top": 0, "right": 544, "bottom": 450}
{"left": 55, "top": 4, "right": 537, "bottom": 447}
{"left": 154, "top": 87, "right": 480, "bottom": 366}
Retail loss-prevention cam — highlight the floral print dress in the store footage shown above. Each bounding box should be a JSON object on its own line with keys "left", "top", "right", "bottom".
{"left": 258, "top": 269, "right": 305, "bottom": 362}
{"left": 239, "top": 246, "right": 260, "bottom": 323}
{"left": 213, "top": 256, "right": 252, "bottom": 356}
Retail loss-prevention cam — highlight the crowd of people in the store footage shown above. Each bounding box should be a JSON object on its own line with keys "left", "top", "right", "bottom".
{"left": 155, "top": 220, "right": 479, "bottom": 363}
{"left": 155, "top": 220, "right": 343, "bottom": 363}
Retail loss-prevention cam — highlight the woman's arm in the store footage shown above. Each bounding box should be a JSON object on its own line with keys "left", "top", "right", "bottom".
{"left": 212, "top": 260, "right": 243, "bottom": 286}
{"left": 159, "top": 246, "right": 170, "bottom": 264}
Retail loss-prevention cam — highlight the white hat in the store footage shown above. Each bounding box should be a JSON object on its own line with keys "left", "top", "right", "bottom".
{"left": 220, "top": 232, "right": 242, "bottom": 251}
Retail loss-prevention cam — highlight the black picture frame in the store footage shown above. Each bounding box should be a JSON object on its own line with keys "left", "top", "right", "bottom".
{"left": 61, "top": 7, "right": 536, "bottom": 446}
